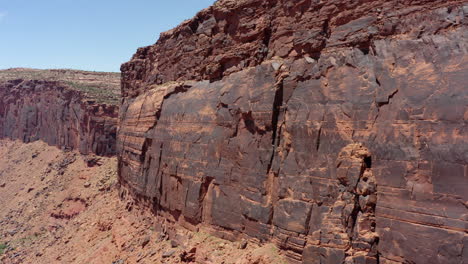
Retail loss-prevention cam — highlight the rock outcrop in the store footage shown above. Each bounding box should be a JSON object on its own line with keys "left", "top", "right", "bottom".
{"left": 0, "top": 69, "right": 120, "bottom": 156}
{"left": 118, "top": 0, "right": 468, "bottom": 263}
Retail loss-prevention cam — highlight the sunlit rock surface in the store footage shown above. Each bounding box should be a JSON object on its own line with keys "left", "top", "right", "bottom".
{"left": 118, "top": 1, "right": 468, "bottom": 263}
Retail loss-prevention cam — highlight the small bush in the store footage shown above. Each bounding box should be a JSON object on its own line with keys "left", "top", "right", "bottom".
{"left": 0, "top": 243, "right": 8, "bottom": 254}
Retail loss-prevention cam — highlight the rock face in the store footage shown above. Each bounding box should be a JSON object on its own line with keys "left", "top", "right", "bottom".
{"left": 118, "top": 0, "right": 468, "bottom": 263}
{"left": 0, "top": 70, "right": 120, "bottom": 156}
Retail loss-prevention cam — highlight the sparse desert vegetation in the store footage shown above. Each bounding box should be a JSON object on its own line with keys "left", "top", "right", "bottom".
{"left": 0, "top": 68, "right": 120, "bottom": 104}
{"left": 0, "top": 243, "right": 8, "bottom": 255}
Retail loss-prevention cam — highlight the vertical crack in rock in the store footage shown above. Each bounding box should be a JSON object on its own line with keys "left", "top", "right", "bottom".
{"left": 322, "top": 18, "right": 331, "bottom": 39}
{"left": 315, "top": 126, "right": 322, "bottom": 151}
{"left": 260, "top": 23, "right": 273, "bottom": 61}
{"left": 155, "top": 142, "right": 164, "bottom": 200}
{"left": 141, "top": 137, "right": 154, "bottom": 191}
{"left": 267, "top": 77, "right": 284, "bottom": 174}
{"left": 140, "top": 138, "right": 152, "bottom": 163}
{"left": 264, "top": 74, "right": 286, "bottom": 228}
{"left": 271, "top": 79, "right": 284, "bottom": 146}
{"left": 335, "top": 143, "right": 379, "bottom": 263}
{"left": 199, "top": 176, "right": 214, "bottom": 206}
{"left": 265, "top": 169, "right": 276, "bottom": 225}
{"left": 198, "top": 177, "right": 214, "bottom": 224}
{"left": 375, "top": 77, "right": 381, "bottom": 87}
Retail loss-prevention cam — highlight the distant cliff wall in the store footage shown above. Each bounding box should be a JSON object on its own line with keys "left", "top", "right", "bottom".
{"left": 0, "top": 79, "right": 118, "bottom": 156}
{"left": 118, "top": 0, "right": 468, "bottom": 263}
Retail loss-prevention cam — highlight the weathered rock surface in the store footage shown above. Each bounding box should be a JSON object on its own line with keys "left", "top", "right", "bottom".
{"left": 118, "top": 0, "right": 468, "bottom": 263}
{"left": 0, "top": 69, "right": 120, "bottom": 156}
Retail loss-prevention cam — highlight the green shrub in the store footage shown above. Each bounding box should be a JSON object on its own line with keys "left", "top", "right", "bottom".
{"left": 0, "top": 243, "right": 8, "bottom": 255}
{"left": 65, "top": 81, "right": 119, "bottom": 104}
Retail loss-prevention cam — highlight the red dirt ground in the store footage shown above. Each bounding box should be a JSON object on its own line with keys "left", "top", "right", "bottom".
{"left": 0, "top": 139, "right": 287, "bottom": 264}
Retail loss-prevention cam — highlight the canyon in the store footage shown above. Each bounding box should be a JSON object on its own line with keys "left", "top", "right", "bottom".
{"left": 0, "top": 0, "right": 467, "bottom": 263}
{"left": 0, "top": 69, "right": 120, "bottom": 156}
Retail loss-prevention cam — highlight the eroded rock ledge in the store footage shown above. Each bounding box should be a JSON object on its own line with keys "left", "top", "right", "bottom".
{"left": 118, "top": 0, "right": 468, "bottom": 263}
{"left": 0, "top": 72, "right": 119, "bottom": 156}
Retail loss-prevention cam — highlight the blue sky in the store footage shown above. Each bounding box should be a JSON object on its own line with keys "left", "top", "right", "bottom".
{"left": 0, "top": 0, "right": 216, "bottom": 72}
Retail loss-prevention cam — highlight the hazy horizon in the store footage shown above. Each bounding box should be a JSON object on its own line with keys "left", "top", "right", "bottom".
{"left": 0, "top": 0, "right": 216, "bottom": 73}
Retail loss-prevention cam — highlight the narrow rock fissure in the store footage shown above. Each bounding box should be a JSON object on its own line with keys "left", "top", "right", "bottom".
{"left": 377, "top": 89, "right": 399, "bottom": 107}
{"left": 316, "top": 126, "right": 322, "bottom": 151}
{"left": 348, "top": 197, "right": 361, "bottom": 238}
{"left": 304, "top": 205, "right": 314, "bottom": 235}
{"left": 261, "top": 24, "right": 273, "bottom": 60}
{"left": 199, "top": 176, "right": 214, "bottom": 223}
{"left": 364, "top": 156, "right": 372, "bottom": 169}
{"left": 322, "top": 18, "right": 331, "bottom": 39}
{"left": 155, "top": 143, "right": 164, "bottom": 198}
{"left": 266, "top": 79, "right": 284, "bottom": 174}
{"left": 375, "top": 77, "right": 381, "bottom": 87}
{"left": 143, "top": 156, "right": 152, "bottom": 190}
{"left": 140, "top": 138, "right": 152, "bottom": 162}
{"left": 271, "top": 82, "right": 283, "bottom": 145}
{"left": 199, "top": 176, "right": 214, "bottom": 204}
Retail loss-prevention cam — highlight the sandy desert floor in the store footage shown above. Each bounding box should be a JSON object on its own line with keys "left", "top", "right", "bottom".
{"left": 0, "top": 139, "right": 287, "bottom": 264}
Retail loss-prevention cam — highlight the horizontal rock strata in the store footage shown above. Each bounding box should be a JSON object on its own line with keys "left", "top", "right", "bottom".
{"left": 0, "top": 79, "right": 118, "bottom": 156}
{"left": 118, "top": 0, "right": 468, "bottom": 263}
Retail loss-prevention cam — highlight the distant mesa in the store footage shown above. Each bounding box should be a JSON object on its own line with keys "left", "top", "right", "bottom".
{"left": 0, "top": 68, "right": 120, "bottom": 156}
{"left": 0, "top": 68, "right": 121, "bottom": 105}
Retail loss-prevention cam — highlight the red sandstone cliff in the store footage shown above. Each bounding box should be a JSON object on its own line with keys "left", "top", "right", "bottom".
{"left": 118, "top": 1, "right": 468, "bottom": 263}
{"left": 0, "top": 69, "right": 120, "bottom": 156}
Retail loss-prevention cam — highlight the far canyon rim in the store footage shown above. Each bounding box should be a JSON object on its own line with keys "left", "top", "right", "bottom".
{"left": 0, "top": 68, "right": 120, "bottom": 156}
{"left": 1, "top": 0, "right": 468, "bottom": 263}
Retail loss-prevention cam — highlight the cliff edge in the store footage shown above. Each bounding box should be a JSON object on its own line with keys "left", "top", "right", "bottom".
{"left": 118, "top": 0, "right": 468, "bottom": 263}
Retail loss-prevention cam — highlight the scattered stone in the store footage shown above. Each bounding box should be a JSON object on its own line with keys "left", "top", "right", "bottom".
{"left": 239, "top": 239, "right": 248, "bottom": 249}
{"left": 304, "top": 56, "right": 316, "bottom": 64}
{"left": 162, "top": 249, "right": 176, "bottom": 258}
{"left": 271, "top": 62, "right": 281, "bottom": 71}
{"left": 136, "top": 253, "right": 144, "bottom": 262}
{"left": 83, "top": 182, "right": 91, "bottom": 188}
{"left": 84, "top": 156, "right": 102, "bottom": 167}
{"left": 156, "top": 232, "right": 167, "bottom": 242}
{"left": 8, "top": 229, "right": 18, "bottom": 236}
{"left": 0, "top": 182, "right": 5, "bottom": 188}
{"left": 180, "top": 247, "right": 197, "bottom": 262}
{"left": 170, "top": 239, "right": 179, "bottom": 248}
{"left": 97, "top": 221, "right": 113, "bottom": 231}
{"left": 141, "top": 235, "right": 151, "bottom": 248}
